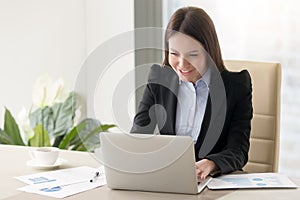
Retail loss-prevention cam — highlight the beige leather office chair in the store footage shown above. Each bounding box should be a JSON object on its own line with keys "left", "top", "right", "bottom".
{"left": 224, "top": 60, "right": 281, "bottom": 173}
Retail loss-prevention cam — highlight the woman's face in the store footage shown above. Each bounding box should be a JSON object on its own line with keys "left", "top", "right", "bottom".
{"left": 168, "top": 33, "right": 206, "bottom": 84}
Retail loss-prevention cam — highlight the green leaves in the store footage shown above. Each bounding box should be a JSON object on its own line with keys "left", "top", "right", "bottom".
{"left": 51, "top": 92, "right": 76, "bottom": 137}
{"left": 28, "top": 125, "right": 51, "bottom": 147}
{"left": 99, "top": 124, "right": 116, "bottom": 132}
{"left": 59, "top": 118, "right": 116, "bottom": 152}
{"left": 0, "top": 92, "right": 116, "bottom": 152}
{"left": 30, "top": 92, "right": 76, "bottom": 138}
{"left": 29, "top": 106, "right": 54, "bottom": 137}
{"left": 0, "top": 129, "right": 14, "bottom": 144}
{"left": 0, "top": 108, "right": 25, "bottom": 145}
{"left": 59, "top": 120, "right": 87, "bottom": 150}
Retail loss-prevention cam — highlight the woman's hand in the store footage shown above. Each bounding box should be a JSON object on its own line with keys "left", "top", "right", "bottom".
{"left": 195, "top": 159, "right": 218, "bottom": 181}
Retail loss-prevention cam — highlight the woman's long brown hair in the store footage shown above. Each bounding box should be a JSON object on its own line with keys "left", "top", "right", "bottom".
{"left": 163, "top": 7, "right": 226, "bottom": 72}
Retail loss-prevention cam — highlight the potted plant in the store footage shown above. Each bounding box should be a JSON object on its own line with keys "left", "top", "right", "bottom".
{"left": 0, "top": 75, "right": 115, "bottom": 152}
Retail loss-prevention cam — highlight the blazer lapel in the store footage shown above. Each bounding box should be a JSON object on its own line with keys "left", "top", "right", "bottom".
{"left": 196, "top": 68, "right": 227, "bottom": 159}
{"left": 195, "top": 95, "right": 211, "bottom": 160}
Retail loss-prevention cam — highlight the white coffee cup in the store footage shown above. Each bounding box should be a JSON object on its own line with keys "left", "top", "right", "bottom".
{"left": 29, "top": 147, "right": 59, "bottom": 165}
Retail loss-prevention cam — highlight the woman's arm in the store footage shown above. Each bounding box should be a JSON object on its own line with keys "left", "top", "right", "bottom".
{"left": 131, "top": 65, "right": 166, "bottom": 134}
{"left": 130, "top": 83, "right": 157, "bottom": 134}
{"left": 205, "top": 70, "right": 253, "bottom": 174}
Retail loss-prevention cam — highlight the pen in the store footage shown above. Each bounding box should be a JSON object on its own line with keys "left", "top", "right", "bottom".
{"left": 40, "top": 173, "right": 103, "bottom": 192}
{"left": 90, "top": 171, "right": 100, "bottom": 183}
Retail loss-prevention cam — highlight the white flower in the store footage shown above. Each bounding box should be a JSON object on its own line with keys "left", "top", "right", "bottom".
{"left": 32, "top": 75, "right": 69, "bottom": 107}
{"left": 52, "top": 78, "right": 68, "bottom": 103}
{"left": 32, "top": 74, "right": 50, "bottom": 107}
{"left": 17, "top": 107, "right": 34, "bottom": 141}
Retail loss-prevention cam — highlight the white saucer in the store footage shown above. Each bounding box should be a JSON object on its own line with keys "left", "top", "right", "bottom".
{"left": 26, "top": 158, "right": 67, "bottom": 170}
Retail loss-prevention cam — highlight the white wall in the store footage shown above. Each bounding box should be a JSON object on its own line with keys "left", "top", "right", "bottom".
{"left": 0, "top": 0, "right": 86, "bottom": 123}
{"left": 85, "top": 0, "right": 135, "bottom": 126}
{"left": 0, "top": 0, "right": 135, "bottom": 128}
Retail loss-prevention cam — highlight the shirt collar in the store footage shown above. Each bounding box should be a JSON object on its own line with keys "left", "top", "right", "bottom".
{"left": 178, "top": 67, "right": 211, "bottom": 88}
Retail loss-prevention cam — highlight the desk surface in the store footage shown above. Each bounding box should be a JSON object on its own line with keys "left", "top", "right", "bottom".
{"left": 1, "top": 144, "right": 299, "bottom": 200}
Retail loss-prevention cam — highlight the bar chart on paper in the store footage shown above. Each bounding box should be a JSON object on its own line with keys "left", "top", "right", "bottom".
{"left": 15, "top": 166, "right": 107, "bottom": 198}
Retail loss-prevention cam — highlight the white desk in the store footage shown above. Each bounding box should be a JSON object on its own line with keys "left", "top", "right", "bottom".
{"left": 1, "top": 145, "right": 299, "bottom": 200}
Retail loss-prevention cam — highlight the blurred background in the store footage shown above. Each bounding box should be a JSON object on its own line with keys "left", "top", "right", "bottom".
{"left": 0, "top": 0, "right": 299, "bottom": 177}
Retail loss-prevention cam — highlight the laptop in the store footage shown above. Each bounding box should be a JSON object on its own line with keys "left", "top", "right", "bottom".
{"left": 97, "top": 132, "right": 212, "bottom": 194}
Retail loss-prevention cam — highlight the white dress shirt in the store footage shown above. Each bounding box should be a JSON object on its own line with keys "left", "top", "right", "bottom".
{"left": 175, "top": 69, "right": 211, "bottom": 143}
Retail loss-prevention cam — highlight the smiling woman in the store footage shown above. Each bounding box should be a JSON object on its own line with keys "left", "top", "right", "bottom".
{"left": 164, "top": 0, "right": 300, "bottom": 178}
{"left": 131, "top": 6, "right": 253, "bottom": 180}
{"left": 167, "top": 33, "right": 206, "bottom": 84}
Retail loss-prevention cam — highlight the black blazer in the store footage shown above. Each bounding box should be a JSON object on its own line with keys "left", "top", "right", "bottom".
{"left": 131, "top": 64, "right": 253, "bottom": 174}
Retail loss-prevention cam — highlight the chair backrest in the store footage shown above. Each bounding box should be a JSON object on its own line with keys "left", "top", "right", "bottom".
{"left": 224, "top": 60, "right": 281, "bottom": 173}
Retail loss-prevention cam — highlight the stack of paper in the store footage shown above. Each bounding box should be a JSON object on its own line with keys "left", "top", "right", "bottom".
{"left": 15, "top": 166, "right": 106, "bottom": 198}
{"left": 207, "top": 173, "right": 298, "bottom": 190}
